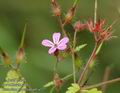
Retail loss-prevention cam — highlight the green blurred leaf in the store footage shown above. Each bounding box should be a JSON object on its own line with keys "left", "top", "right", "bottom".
{"left": 66, "top": 83, "right": 80, "bottom": 93}
{"left": 0, "top": 70, "right": 26, "bottom": 93}
{"left": 43, "top": 81, "right": 54, "bottom": 88}
{"left": 81, "top": 88, "right": 102, "bottom": 93}
{"left": 87, "top": 88, "right": 102, "bottom": 93}
{"left": 75, "top": 44, "right": 87, "bottom": 52}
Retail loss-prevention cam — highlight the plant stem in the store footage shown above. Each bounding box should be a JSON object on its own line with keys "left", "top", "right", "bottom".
{"left": 54, "top": 58, "right": 59, "bottom": 75}
{"left": 94, "top": 0, "right": 97, "bottom": 25}
{"left": 83, "top": 77, "right": 120, "bottom": 90}
{"left": 20, "top": 23, "right": 27, "bottom": 48}
{"left": 57, "top": 13, "right": 77, "bottom": 83}
{"left": 58, "top": 16, "right": 67, "bottom": 37}
{"left": 78, "top": 0, "right": 98, "bottom": 86}
{"left": 93, "top": 0, "right": 98, "bottom": 41}
{"left": 78, "top": 42, "right": 98, "bottom": 85}
{"left": 72, "top": 31, "right": 77, "bottom": 83}
{"left": 73, "top": 0, "right": 80, "bottom": 7}
{"left": 101, "top": 67, "right": 111, "bottom": 93}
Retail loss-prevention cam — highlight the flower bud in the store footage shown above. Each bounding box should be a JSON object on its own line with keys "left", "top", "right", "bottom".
{"left": 1, "top": 52, "right": 11, "bottom": 65}
{"left": 16, "top": 48, "right": 25, "bottom": 65}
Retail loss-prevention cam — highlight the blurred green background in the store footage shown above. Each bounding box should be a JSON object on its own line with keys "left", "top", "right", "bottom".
{"left": 0, "top": 0, "right": 120, "bottom": 93}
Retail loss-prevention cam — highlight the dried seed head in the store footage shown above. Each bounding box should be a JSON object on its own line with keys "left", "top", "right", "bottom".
{"left": 51, "top": 0, "right": 61, "bottom": 16}
{"left": 53, "top": 73, "right": 63, "bottom": 89}
{"left": 87, "top": 19, "right": 105, "bottom": 32}
{"left": 64, "top": 7, "right": 76, "bottom": 25}
{"left": 74, "top": 21, "right": 87, "bottom": 31}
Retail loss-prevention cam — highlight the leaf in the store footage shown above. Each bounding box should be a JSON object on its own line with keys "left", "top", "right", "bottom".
{"left": 66, "top": 83, "right": 80, "bottom": 93}
{"left": 75, "top": 44, "right": 87, "bottom": 52}
{"left": 81, "top": 88, "right": 102, "bottom": 93}
{"left": 87, "top": 88, "right": 102, "bottom": 93}
{"left": 0, "top": 70, "right": 26, "bottom": 93}
{"left": 43, "top": 81, "right": 54, "bottom": 88}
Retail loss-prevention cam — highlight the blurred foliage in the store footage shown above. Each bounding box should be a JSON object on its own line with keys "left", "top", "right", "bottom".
{"left": 0, "top": 0, "right": 120, "bottom": 93}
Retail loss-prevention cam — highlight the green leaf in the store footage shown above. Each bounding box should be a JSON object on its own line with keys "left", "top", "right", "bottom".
{"left": 87, "top": 88, "right": 102, "bottom": 93}
{"left": 43, "top": 81, "right": 54, "bottom": 88}
{"left": 75, "top": 44, "right": 87, "bottom": 52}
{"left": 0, "top": 70, "right": 26, "bottom": 93}
{"left": 66, "top": 83, "right": 80, "bottom": 93}
{"left": 81, "top": 88, "right": 102, "bottom": 93}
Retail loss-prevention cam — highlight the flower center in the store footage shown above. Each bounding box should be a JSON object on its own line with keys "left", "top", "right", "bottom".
{"left": 54, "top": 44, "right": 58, "bottom": 47}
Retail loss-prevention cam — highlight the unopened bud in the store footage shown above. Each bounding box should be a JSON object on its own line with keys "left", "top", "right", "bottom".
{"left": 51, "top": 0, "right": 61, "bottom": 16}
{"left": 16, "top": 48, "right": 25, "bottom": 65}
{"left": 1, "top": 52, "right": 11, "bottom": 65}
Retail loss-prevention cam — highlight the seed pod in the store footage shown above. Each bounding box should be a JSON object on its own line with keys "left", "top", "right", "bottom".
{"left": 64, "top": 6, "right": 76, "bottom": 25}
{"left": 51, "top": 0, "right": 61, "bottom": 16}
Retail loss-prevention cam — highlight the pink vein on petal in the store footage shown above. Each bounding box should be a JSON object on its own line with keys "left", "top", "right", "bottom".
{"left": 48, "top": 47, "right": 57, "bottom": 54}
{"left": 58, "top": 37, "right": 69, "bottom": 46}
{"left": 53, "top": 33, "right": 61, "bottom": 44}
{"left": 42, "top": 39, "right": 54, "bottom": 47}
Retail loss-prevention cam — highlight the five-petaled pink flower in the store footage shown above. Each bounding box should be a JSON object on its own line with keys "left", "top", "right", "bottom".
{"left": 42, "top": 33, "right": 69, "bottom": 54}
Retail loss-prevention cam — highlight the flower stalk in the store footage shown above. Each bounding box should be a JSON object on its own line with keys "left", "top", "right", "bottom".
{"left": 83, "top": 77, "right": 120, "bottom": 90}
{"left": 72, "top": 31, "right": 78, "bottom": 83}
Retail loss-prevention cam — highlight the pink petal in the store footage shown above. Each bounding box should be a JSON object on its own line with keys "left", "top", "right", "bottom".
{"left": 48, "top": 47, "right": 57, "bottom": 54}
{"left": 53, "top": 33, "right": 61, "bottom": 44}
{"left": 57, "top": 44, "right": 67, "bottom": 50}
{"left": 58, "top": 37, "right": 69, "bottom": 46}
{"left": 42, "top": 39, "right": 54, "bottom": 47}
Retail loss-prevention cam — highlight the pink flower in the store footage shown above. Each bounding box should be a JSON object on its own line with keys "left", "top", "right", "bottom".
{"left": 42, "top": 33, "right": 69, "bottom": 54}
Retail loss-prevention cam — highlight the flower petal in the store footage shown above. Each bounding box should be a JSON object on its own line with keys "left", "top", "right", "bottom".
{"left": 48, "top": 47, "right": 57, "bottom": 54}
{"left": 53, "top": 33, "right": 61, "bottom": 44}
{"left": 42, "top": 39, "right": 54, "bottom": 47}
{"left": 58, "top": 37, "right": 69, "bottom": 46}
{"left": 57, "top": 44, "right": 67, "bottom": 50}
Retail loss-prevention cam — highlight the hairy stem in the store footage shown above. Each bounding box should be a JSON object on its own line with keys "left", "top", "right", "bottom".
{"left": 78, "top": 42, "right": 98, "bottom": 85}
{"left": 72, "top": 31, "right": 77, "bottom": 83}
{"left": 58, "top": 16, "right": 67, "bottom": 36}
{"left": 78, "top": 0, "right": 99, "bottom": 86}
{"left": 83, "top": 77, "right": 120, "bottom": 90}
{"left": 94, "top": 0, "right": 97, "bottom": 25}
{"left": 54, "top": 58, "right": 59, "bottom": 75}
